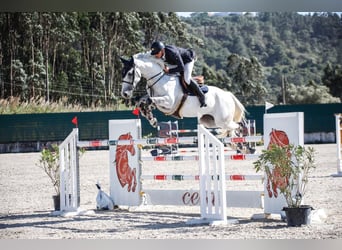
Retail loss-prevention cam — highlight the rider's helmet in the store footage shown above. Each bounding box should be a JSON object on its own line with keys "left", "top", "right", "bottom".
{"left": 150, "top": 41, "right": 165, "bottom": 55}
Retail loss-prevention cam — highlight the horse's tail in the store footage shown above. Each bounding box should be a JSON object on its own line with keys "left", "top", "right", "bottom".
{"left": 229, "top": 92, "right": 246, "bottom": 125}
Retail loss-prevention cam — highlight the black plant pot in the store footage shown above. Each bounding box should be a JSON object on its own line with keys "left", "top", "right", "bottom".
{"left": 283, "top": 205, "right": 313, "bottom": 227}
{"left": 52, "top": 194, "right": 60, "bottom": 211}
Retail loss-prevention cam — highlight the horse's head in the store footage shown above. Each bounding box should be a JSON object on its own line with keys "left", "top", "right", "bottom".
{"left": 120, "top": 52, "right": 165, "bottom": 99}
{"left": 120, "top": 56, "right": 142, "bottom": 99}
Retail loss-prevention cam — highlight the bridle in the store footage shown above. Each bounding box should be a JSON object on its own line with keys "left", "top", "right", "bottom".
{"left": 122, "top": 64, "right": 139, "bottom": 87}
{"left": 122, "top": 61, "right": 165, "bottom": 93}
{"left": 146, "top": 71, "right": 165, "bottom": 90}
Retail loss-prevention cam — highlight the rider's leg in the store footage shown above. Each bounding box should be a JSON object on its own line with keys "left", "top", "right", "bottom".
{"left": 188, "top": 79, "right": 207, "bottom": 108}
{"left": 184, "top": 61, "right": 207, "bottom": 108}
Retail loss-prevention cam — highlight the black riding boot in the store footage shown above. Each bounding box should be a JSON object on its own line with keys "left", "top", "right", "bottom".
{"left": 188, "top": 80, "right": 207, "bottom": 107}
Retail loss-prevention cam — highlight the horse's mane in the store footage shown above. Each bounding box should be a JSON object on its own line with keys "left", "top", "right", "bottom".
{"left": 133, "top": 52, "right": 150, "bottom": 60}
{"left": 133, "top": 52, "right": 164, "bottom": 70}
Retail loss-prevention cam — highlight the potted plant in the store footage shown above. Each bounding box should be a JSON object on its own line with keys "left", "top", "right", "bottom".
{"left": 36, "top": 144, "right": 61, "bottom": 210}
{"left": 253, "top": 143, "right": 316, "bottom": 226}
{"left": 37, "top": 144, "right": 85, "bottom": 210}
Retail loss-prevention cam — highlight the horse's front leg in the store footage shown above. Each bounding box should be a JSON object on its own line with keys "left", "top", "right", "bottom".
{"left": 137, "top": 100, "right": 158, "bottom": 128}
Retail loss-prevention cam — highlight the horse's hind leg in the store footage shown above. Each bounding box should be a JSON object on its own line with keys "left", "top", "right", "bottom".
{"left": 199, "top": 114, "right": 215, "bottom": 128}
{"left": 215, "top": 129, "right": 229, "bottom": 138}
{"left": 215, "top": 121, "right": 239, "bottom": 138}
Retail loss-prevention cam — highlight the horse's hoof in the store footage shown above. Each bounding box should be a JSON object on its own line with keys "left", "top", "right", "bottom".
{"left": 151, "top": 119, "right": 158, "bottom": 127}
{"left": 248, "top": 147, "right": 256, "bottom": 154}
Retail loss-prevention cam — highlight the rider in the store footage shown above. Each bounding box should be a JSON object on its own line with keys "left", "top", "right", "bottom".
{"left": 150, "top": 41, "right": 207, "bottom": 108}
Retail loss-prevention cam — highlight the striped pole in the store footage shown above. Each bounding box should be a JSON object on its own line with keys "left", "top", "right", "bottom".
{"left": 220, "top": 136, "right": 262, "bottom": 144}
{"left": 169, "top": 128, "right": 219, "bottom": 134}
{"left": 141, "top": 154, "right": 260, "bottom": 162}
{"left": 78, "top": 140, "right": 108, "bottom": 148}
{"left": 109, "top": 136, "right": 198, "bottom": 146}
{"left": 141, "top": 174, "right": 263, "bottom": 181}
{"left": 177, "top": 148, "right": 234, "bottom": 153}
{"left": 77, "top": 136, "right": 263, "bottom": 148}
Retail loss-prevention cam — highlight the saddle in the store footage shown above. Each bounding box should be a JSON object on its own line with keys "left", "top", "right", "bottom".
{"left": 179, "top": 75, "right": 209, "bottom": 96}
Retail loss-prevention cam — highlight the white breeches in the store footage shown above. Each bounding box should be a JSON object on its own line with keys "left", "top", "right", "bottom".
{"left": 183, "top": 59, "right": 195, "bottom": 85}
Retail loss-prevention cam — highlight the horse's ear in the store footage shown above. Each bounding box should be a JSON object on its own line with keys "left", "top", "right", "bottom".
{"left": 120, "top": 56, "right": 134, "bottom": 67}
{"left": 120, "top": 56, "right": 129, "bottom": 64}
{"left": 129, "top": 56, "right": 134, "bottom": 65}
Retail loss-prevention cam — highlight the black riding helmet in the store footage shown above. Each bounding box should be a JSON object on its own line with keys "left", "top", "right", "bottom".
{"left": 151, "top": 41, "right": 165, "bottom": 55}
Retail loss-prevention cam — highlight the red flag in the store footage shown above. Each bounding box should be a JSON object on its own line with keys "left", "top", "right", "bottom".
{"left": 132, "top": 108, "right": 140, "bottom": 116}
{"left": 72, "top": 116, "right": 78, "bottom": 127}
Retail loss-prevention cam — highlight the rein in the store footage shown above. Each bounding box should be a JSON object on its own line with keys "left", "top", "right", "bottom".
{"left": 146, "top": 71, "right": 165, "bottom": 90}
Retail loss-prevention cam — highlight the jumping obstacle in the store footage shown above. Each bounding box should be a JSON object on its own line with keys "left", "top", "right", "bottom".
{"left": 108, "top": 113, "right": 303, "bottom": 216}
{"left": 58, "top": 112, "right": 304, "bottom": 224}
{"left": 334, "top": 113, "right": 342, "bottom": 177}
{"left": 107, "top": 119, "right": 265, "bottom": 225}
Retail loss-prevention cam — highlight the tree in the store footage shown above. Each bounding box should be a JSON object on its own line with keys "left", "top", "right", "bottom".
{"left": 1, "top": 12, "right": 341, "bottom": 109}
{"left": 286, "top": 80, "right": 340, "bottom": 104}
{"left": 12, "top": 60, "right": 28, "bottom": 100}
{"left": 226, "top": 54, "right": 267, "bottom": 105}
{"left": 322, "top": 63, "right": 342, "bottom": 102}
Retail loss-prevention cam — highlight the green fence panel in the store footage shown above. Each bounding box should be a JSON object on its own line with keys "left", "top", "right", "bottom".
{"left": 0, "top": 103, "right": 341, "bottom": 143}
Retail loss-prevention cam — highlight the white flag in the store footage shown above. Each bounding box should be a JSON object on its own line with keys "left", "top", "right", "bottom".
{"left": 265, "top": 101, "right": 274, "bottom": 111}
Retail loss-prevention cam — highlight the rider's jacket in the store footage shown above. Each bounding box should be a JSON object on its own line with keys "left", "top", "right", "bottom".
{"left": 163, "top": 45, "right": 196, "bottom": 74}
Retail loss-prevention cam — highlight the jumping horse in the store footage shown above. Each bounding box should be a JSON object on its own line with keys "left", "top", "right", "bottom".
{"left": 120, "top": 52, "right": 246, "bottom": 138}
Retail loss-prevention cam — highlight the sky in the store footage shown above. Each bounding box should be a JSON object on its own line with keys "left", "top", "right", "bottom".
{"left": 176, "top": 12, "right": 193, "bottom": 17}
{"left": 176, "top": 12, "right": 341, "bottom": 17}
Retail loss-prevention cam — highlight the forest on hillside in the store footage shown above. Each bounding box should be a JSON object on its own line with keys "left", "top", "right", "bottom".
{"left": 182, "top": 12, "right": 342, "bottom": 105}
{"left": 0, "top": 12, "right": 341, "bottom": 112}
